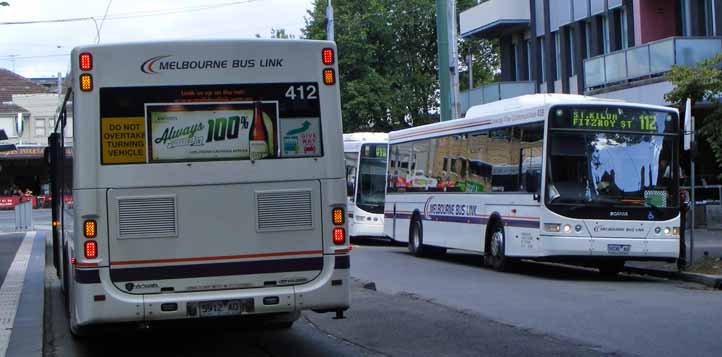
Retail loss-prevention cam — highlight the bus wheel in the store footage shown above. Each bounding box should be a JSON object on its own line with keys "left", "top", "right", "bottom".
{"left": 488, "top": 226, "right": 511, "bottom": 272}
{"left": 408, "top": 218, "right": 426, "bottom": 257}
{"left": 598, "top": 262, "right": 624, "bottom": 277}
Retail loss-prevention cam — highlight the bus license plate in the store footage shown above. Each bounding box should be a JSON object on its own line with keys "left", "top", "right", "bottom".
{"left": 607, "top": 244, "right": 631, "bottom": 254}
{"left": 198, "top": 299, "right": 254, "bottom": 317}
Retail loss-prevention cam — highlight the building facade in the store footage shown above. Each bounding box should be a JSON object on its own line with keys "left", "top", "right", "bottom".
{"left": 460, "top": 0, "right": 722, "bottom": 221}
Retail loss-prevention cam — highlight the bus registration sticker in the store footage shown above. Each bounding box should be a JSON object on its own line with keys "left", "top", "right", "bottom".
{"left": 194, "top": 298, "right": 254, "bottom": 317}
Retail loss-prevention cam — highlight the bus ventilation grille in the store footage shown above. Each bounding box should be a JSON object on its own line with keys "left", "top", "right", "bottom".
{"left": 256, "top": 190, "right": 314, "bottom": 232}
{"left": 118, "top": 196, "right": 178, "bottom": 239}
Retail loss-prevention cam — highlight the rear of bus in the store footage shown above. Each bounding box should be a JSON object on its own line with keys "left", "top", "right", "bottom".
{"left": 67, "top": 40, "right": 349, "bottom": 330}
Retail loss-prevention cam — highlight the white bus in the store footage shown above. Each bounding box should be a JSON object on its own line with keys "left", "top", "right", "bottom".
{"left": 384, "top": 94, "right": 681, "bottom": 275}
{"left": 343, "top": 133, "right": 389, "bottom": 239}
{"left": 47, "top": 39, "right": 350, "bottom": 335}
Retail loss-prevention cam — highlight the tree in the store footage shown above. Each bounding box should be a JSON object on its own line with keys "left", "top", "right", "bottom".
{"left": 303, "top": 0, "right": 499, "bottom": 132}
{"left": 665, "top": 53, "right": 722, "bottom": 176}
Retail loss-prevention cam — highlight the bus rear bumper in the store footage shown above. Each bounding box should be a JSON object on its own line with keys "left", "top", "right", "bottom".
{"left": 72, "top": 255, "right": 350, "bottom": 326}
{"left": 536, "top": 235, "right": 679, "bottom": 260}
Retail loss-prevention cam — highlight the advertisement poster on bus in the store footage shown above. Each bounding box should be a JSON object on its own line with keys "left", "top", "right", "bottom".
{"left": 279, "top": 117, "right": 322, "bottom": 157}
{"left": 146, "top": 102, "right": 278, "bottom": 162}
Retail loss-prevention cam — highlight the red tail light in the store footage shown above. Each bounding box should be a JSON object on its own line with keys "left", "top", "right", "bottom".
{"left": 333, "top": 227, "right": 345, "bottom": 245}
{"left": 322, "top": 48, "right": 334, "bottom": 65}
{"left": 84, "top": 240, "right": 97, "bottom": 259}
{"left": 79, "top": 52, "right": 93, "bottom": 71}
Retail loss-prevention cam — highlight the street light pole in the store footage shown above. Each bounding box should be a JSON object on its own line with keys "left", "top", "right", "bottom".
{"left": 326, "top": 0, "right": 335, "bottom": 42}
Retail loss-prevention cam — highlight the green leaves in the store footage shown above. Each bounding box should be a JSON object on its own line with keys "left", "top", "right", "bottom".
{"left": 303, "top": 0, "right": 498, "bottom": 132}
{"left": 666, "top": 53, "right": 722, "bottom": 177}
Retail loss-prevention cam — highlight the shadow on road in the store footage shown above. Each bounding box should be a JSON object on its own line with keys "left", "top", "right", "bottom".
{"left": 389, "top": 248, "right": 660, "bottom": 284}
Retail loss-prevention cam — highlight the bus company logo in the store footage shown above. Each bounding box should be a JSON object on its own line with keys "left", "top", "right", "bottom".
{"left": 125, "top": 282, "right": 159, "bottom": 291}
{"left": 140, "top": 55, "right": 173, "bottom": 74}
{"left": 609, "top": 211, "right": 629, "bottom": 217}
{"left": 423, "top": 196, "right": 434, "bottom": 220}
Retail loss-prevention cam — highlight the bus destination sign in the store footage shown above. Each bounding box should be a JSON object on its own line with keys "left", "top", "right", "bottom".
{"left": 552, "top": 106, "right": 676, "bottom": 134}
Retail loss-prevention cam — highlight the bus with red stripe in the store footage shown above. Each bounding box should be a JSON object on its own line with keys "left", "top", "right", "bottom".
{"left": 384, "top": 94, "right": 681, "bottom": 275}
{"left": 47, "top": 39, "right": 350, "bottom": 335}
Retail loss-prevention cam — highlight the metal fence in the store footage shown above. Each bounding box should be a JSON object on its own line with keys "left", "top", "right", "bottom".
{"left": 460, "top": 81, "right": 536, "bottom": 115}
{"left": 682, "top": 184, "right": 722, "bottom": 229}
{"left": 14, "top": 200, "right": 33, "bottom": 231}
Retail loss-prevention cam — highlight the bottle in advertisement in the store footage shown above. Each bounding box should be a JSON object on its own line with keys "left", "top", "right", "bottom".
{"left": 249, "top": 101, "right": 269, "bottom": 160}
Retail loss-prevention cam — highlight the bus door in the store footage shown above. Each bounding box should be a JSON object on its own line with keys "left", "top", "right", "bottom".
{"left": 45, "top": 132, "right": 63, "bottom": 275}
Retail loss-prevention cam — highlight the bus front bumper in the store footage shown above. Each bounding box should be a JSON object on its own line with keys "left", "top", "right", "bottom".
{"left": 537, "top": 235, "right": 679, "bottom": 260}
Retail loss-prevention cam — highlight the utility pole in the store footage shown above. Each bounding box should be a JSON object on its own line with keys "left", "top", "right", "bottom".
{"left": 436, "top": 0, "right": 459, "bottom": 121}
{"left": 326, "top": 0, "right": 335, "bottom": 42}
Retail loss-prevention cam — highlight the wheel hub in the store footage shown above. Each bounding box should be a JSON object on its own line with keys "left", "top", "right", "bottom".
{"left": 491, "top": 231, "right": 503, "bottom": 257}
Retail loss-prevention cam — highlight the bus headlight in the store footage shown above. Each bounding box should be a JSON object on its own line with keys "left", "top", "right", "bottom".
{"left": 672, "top": 227, "right": 680, "bottom": 235}
{"left": 543, "top": 223, "right": 561, "bottom": 232}
{"left": 664, "top": 227, "right": 671, "bottom": 235}
{"left": 563, "top": 224, "right": 572, "bottom": 233}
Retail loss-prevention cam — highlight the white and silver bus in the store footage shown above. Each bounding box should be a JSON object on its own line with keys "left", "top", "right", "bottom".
{"left": 384, "top": 94, "right": 681, "bottom": 275}
{"left": 343, "top": 133, "right": 389, "bottom": 239}
{"left": 47, "top": 39, "right": 350, "bottom": 335}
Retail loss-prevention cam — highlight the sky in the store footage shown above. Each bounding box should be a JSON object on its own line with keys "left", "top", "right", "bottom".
{"left": 0, "top": 0, "right": 316, "bottom": 78}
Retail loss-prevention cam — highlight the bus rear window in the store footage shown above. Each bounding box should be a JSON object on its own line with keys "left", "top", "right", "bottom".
{"left": 99, "top": 83, "right": 323, "bottom": 164}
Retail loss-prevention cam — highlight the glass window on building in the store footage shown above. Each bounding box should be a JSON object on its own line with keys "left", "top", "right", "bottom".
{"left": 602, "top": 16, "right": 611, "bottom": 53}
{"left": 526, "top": 39, "right": 532, "bottom": 80}
{"left": 569, "top": 27, "right": 577, "bottom": 76}
{"left": 35, "top": 118, "right": 46, "bottom": 137}
{"left": 705, "top": 0, "right": 715, "bottom": 35}
{"left": 539, "top": 38, "right": 546, "bottom": 83}
{"left": 585, "top": 20, "right": 592, "bottom": 58}
{"left": 555, "top": 32, "right": 562, "bottom": 80}
{"left": 620, "top": 6, "right": 629, "bottom": 49}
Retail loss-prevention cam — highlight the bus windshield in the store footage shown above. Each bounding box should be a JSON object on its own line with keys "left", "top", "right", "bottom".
{"left": 356, "top": 143, "right": 387, "bottom": 214}
{"left": 546, "top": 106, "right": 679, "bottom": 220}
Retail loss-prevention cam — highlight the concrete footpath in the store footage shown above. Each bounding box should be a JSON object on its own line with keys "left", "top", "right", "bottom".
{"left": 628, "top": 228, "right": 722, "bottom": 289}
{"left": 0, "top": 231, "right": 46, "bottom": 357}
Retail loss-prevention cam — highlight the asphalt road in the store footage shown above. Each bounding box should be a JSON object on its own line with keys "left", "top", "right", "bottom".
{"left": 0, "top": 233, "right": 23, "bottom": 286}
{"left": 42, "top": 238, "right": 614, "bottom": 357}
{"left": 350, "top": 244, "right": 722, "bottom": 357}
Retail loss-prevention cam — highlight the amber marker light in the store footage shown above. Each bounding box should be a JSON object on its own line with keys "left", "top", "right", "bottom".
{"left": 332, "top": 207, "right": 344, "bottom": 225}
{"left": 80, "top": 74, "right": 93, "bottom": 91}
{"left": 323, "top": 68, "right": 336, "bottom": 85}
{"left": 84, "top": 220, "right": 97, "bottom": 238}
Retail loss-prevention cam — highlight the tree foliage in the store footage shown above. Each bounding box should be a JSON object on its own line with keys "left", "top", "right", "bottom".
{"left": 303, "top": 0, "right": 498, "bottom": 132}
{"left": 665, "top": 53, "right": 722, "bottom": 175}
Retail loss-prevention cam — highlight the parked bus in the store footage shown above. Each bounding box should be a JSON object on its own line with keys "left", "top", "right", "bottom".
{"left": 343, "top": 133, "right": 389, "bottom": 239}
{"left": 46, "top": 39, "right": 350, "bottom": 335}
{"left": 384, "top": 94, "right": 681, "bottom": 275}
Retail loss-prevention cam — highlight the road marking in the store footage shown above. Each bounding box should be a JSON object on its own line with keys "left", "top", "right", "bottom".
{"left": 0, "top": 232, "right": 36, "bottom": 357}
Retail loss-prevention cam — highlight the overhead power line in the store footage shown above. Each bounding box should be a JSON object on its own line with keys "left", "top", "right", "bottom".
{"left": 0, "top": 0, "right": 261, "bottom": 26}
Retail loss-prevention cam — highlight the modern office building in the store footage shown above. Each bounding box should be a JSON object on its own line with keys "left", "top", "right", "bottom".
{"left": 460, "top": 0, "right": 722, "bottom": 192}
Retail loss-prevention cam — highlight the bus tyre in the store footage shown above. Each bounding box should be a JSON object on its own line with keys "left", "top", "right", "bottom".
{"left": 598, "top": 262, "right": 624, "bottom": 276}
{"left": 408, "top": 218, "right": 426, "bottom": 257}
{"left": 488, "top": 226, "right": 512, "bottom": 272}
